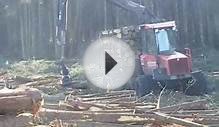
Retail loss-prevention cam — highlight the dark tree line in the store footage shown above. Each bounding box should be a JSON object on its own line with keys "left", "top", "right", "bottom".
{"left": 0, "top": 0, "right": 219, "bottom": 59}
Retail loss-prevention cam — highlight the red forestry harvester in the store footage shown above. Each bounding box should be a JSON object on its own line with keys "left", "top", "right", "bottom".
{"left": 101, "top": 0, "right": 211, "bottom": 96}
{"left": 134, "top": 21, "right": 209, "bottom": 96}
{"left": 101, "top": 21, "right": 210, "bottom": 96}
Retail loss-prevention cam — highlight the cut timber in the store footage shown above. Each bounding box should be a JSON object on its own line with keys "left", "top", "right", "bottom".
{"left": 81, "top": 94, "right": 135, "bottom": 102}
{"left": 39, "top": 108, "right": 155, "bottom": 124}
{"left": 154, "top": 112, "right": 207, "bottom": 127}
{"left": 77, "top": 90, "right": 136, "bottom": 98}
{"left": 43, "top": 103, "right": 152, "bottom": 114}
{"left": 43, "top": 103, "right": 135, "bottom": 113}
{"left": 20, "top": 79, "right": 59, "bottom": 87}
{"left": 0, "top": 88, "right": 42, "bottom": 114}
{"left": 51, "top": 120, "right": 144, "bottom": 127}
{"left": 63, "top": 100, "right": 111, "bottom": 110}
{"left": 152, "top": 99, "right": 209, "bottom": 112}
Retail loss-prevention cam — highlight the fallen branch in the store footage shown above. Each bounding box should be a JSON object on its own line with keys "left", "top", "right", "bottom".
{"left": 157, "top": 85, "right": 166, "bottom": 109}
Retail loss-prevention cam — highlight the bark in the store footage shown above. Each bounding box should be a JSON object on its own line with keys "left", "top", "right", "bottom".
{"left": 0, "top": 88, "right": 42, "bottom": 114}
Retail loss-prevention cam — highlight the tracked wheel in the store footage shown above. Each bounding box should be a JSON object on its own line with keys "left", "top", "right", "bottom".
{"left": 135, "top": 75, "right": 153, "bottom": 97}
{"left": 184, "top": 71, "right": 208, "bottom": 96}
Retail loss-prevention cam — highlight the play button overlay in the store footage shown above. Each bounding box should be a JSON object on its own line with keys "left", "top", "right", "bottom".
{"left": 105, "top": 51, "right": 117, "bottom": 75}
{"left": 83, "top": 37, "right": 135, "bottom": 90}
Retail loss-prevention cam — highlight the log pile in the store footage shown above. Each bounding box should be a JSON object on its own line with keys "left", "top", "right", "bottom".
{"left": 40, "top": 90, "right": 219, "bottom": 127}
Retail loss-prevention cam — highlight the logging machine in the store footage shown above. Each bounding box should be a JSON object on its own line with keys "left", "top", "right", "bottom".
{"left": 101, "top": 0, "right": 210, "bottom": 96}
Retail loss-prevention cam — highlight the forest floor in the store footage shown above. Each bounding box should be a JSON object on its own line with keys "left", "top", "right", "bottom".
{"left": 0, "top": 51, "right": 219, "bottom": 127}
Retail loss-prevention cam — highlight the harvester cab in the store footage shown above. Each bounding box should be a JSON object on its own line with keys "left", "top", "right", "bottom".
{"left": 139, "top": 21, "right": 192, "bottom": 80}
{"left": 142, "top": 21, "right": 177, "bottom": 54}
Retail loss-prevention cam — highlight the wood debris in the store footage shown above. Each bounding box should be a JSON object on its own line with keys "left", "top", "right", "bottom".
{"left": 0, "top": 73, "right": 218, "bottom": 127}
{"left": 39, "top": 90, "right": 219, "bottom": 127}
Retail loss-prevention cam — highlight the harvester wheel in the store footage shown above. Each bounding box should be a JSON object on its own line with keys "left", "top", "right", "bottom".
{"left": 135, "top": 75, "right": 152, "bottom": 97}
{"left": 185, "top": 71, "right": 208, "bottom": 95}
{"left": 123, "top": 58, "right": 144, "bottom": 90}
{"left": 134, "top": 58, "right": 144, "bottom": 76}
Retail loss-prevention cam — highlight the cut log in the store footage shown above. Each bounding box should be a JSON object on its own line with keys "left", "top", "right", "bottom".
{"left": 43, "top": 103, "right": 136, "bottom": 113}
{"left": 154, "top": 112, "right": 207, "bottom": 127}
{"left": 152, "top": 99, "right": 209, "bottom": 112}
{"left": 0, "top": 88, "right": 42, "bottom": 114}
{"left": 51, "top": 120, "right": 145, "bottom": 127}
{"left": 39, "top": 108, "right": 155, "bottom": 124}
{"left": 77, "top": 90, "right": 136, "bottom": 98}
{"left": 20, "top": 79, "right": 59, "bottom": 87}
{"left": 81, "top": 94, "right": 135, "bottom": 102}
{"left": 64, "top": 100, "right": 111, "bottom": 110}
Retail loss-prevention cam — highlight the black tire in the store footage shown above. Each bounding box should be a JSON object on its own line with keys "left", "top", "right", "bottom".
{"left": 184, "top": 71, "right": 208, "bottom": 96}
{"left": 134, "top": 58, "right": 144, "bottom": 76}
{"left": 135, "top": 75, "right": 153, "bottom": 97}
{"left": 126, "top": 58, "right": 144, "bottom": 90}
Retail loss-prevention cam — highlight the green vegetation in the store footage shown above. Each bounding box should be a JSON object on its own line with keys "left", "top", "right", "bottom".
{"left": 7, "top": 60, "right": 58, "bottom": 77}
{"left": 69, "top": 63, "right": 84, "bottom": 79}
{"left": 5, "top": 60, "right": 85, "bottom": 80}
